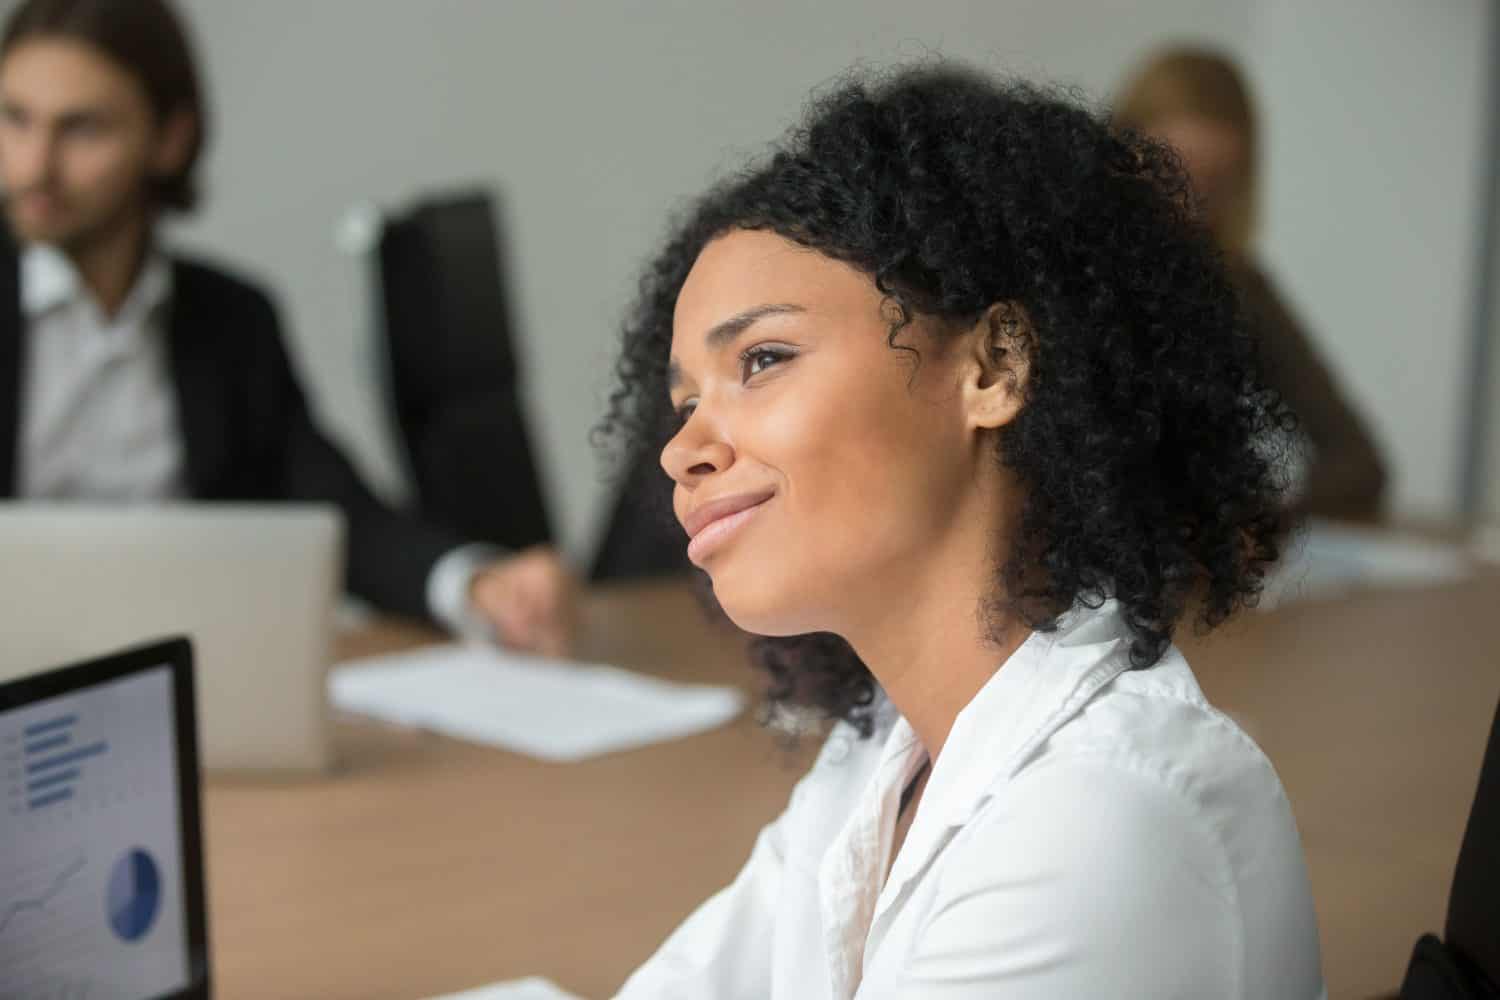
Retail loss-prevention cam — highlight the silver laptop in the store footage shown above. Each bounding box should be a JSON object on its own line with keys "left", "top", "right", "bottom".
{"left": 0, "top": 504, "right": 342, "bottom": 772}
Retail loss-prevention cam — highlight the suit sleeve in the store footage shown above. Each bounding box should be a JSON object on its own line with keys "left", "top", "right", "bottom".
{"left": 242, "top": 288, "right": 465, "bottom": 620}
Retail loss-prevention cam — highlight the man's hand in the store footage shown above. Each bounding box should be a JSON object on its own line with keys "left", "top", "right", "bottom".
{"left": 468, "top": 545, "right": 576, "bottom": 658}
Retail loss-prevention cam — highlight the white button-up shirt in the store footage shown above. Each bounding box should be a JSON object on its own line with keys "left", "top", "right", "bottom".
{"left": 617, "top": 600, "right": 1326, "bottom": 999}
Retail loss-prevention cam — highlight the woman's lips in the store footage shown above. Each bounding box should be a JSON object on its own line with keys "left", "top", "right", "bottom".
{"left": 683, "top": 490, "right": 774, "bottom": 567}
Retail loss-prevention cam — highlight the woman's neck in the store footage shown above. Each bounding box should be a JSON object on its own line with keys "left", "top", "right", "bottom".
{"left": 841, "top": 484, "right": 1030, "bottom": 764}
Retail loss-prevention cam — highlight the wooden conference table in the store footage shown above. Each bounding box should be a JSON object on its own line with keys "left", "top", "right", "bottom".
{"left": 204, "top": 568, "right": 1500, "bottom": 999}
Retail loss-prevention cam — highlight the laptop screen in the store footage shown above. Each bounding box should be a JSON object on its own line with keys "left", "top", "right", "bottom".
{"left": 1, "top": 661, "right": 193, "bottom": 997}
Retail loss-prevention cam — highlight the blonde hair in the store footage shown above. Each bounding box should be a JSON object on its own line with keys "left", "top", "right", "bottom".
{"left": 1115, "top": 46, "right": 1257, "bottom": 256}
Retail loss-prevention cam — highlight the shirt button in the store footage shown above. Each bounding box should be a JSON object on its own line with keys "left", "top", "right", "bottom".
{"left": 825, "top": 736, "right": 850, "bottom": 764}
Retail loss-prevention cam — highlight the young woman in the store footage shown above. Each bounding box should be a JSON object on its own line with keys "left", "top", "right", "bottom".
{"left": 600, "top": 64, "right": 1325, "bottom": 999}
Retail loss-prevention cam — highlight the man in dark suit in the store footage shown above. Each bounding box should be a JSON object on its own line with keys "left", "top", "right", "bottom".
{"left": 0, "top": 0, "right": 573, "bottom": 654}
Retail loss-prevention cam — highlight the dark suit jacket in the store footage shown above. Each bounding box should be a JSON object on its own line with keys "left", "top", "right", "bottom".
{"left": 0, "top": 248, "right": 462, "bottom": 621}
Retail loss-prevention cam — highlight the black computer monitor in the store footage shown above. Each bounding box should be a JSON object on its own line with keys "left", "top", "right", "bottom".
{"left": 0, "top": 637, "right": 209, "bottom": 999}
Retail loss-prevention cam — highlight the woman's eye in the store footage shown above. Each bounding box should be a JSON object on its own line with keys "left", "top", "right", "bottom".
{"left": 674, "top": 401, "right": 697, "bottom": 427}
{"left": 741, "top": 347, "right": 790, "bottom": 380}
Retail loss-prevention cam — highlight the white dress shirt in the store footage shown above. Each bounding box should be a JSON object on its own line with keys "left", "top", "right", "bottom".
{"left": 616, "top": 599, "right": 1327, "bottom": 999}
{"left": 18, "top": 243, "right": 185, "bottom": 500}
{"left": 15, "top": 243, "right": 487, "bottom": 630}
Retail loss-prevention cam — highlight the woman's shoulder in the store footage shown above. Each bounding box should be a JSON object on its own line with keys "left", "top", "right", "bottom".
{"left": 926, "top": 711, "right": 1322, "bottom": 996}
{"left": 1037, "top": 647, "right": 1292, "bottom": 831}
{"left": 947, "top": 647, "right": 1313, "bottom": 928}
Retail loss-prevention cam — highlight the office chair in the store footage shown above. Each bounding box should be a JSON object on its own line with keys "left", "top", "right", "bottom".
{"left": 588, "top": 439, "right": 692, "bottom": 582}
{"left": 1399, "top": 695, "right": 1500, "bottom": 998}
{"left": 375, "top": 190, "right": 553, "bottom": 551}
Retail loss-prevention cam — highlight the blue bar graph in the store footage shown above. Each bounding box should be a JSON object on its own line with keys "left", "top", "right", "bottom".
{"left": 22, "top": 715, "right": 76, "bottom": 738}
{"left": 25, "top": 741, "right": 108, "bottom": 775}
{"left": 28, "top": 787, "right": 72, "bottom": 811}
{"left": 27, "top": 768, "right": 80, "bottom": 794}
{"left": 23, "top": 734, "right": 69, "bottom": 755}
{"left": 10, "top": 715, "right": 102, "bottom": 812}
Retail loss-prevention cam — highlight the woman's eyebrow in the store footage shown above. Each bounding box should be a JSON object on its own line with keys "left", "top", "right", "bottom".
{"left": 668, "top": 302, "right": 805, "bottom": 389}
{"left": 703, "top": 302, "right": 805, "bottom": 350}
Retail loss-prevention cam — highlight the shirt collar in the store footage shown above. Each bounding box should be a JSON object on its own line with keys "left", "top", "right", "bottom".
{"left": 881, "top": 597, "right": 1134, "bottom": 827}
{"left": 20, "top": 243, "right": 77, "bottom": 316}
{"left": 855, "top": 598, "right": 1135, "bottom": 947}
{"left": 21, "top": 242, "right": 173, "bottom": 325}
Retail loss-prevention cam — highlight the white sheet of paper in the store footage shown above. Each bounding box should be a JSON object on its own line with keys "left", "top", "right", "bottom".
{"left": 1260, "top": 519, "right": 1471, "bottom": 609}
{"left": 425, "top": 976, "right": 579, "bottom": 1000}
{"left": 328, "top": 643, "right": 746, "bottom": 762}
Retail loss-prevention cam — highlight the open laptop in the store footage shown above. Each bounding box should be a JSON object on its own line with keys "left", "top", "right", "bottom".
{"left": 0, "top": 636, "right": 211, "bottom": 999}
{"left": 0, "top": 504, "right": 343, "bottom": 772}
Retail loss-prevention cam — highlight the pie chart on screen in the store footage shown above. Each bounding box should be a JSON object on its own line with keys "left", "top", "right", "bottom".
{"left": 107, "top": 848, "right": 161, "bottom": 942}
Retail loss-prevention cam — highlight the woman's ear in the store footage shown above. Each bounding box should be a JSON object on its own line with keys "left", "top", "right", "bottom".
{"left": 962, "top": 301, "right": 1033, "bottom": 430}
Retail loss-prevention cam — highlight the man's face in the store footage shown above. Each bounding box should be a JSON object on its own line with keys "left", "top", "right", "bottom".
{"left": 0, "top": 37, "right": 163, "bottom": 249}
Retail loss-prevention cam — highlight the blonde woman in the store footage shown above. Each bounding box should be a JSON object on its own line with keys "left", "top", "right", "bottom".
{"left": 1116, "top": 46, "right": 1387, "bottom": 520}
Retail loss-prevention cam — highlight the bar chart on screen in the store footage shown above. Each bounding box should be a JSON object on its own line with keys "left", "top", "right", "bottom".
{"left": 8, "top": 710, "right": 114, "bottom": 818}
{"left": 1, "top": 667, "right": 189, "bottom": 998}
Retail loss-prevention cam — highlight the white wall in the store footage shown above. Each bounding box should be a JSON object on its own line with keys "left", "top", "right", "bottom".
{"left": 1486, "top": 158, "right": 1500, "bottom": 518}
{"left": 167, "top": 0, "right": 1252, "bottom": 562}
{"left": 1247, "top": 0, "right": 1492, "bottom": 518}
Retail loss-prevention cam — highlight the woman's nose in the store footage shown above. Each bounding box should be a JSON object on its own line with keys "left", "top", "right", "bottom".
{"left": 660, "top": 414, "right": 734, "bottom": 488}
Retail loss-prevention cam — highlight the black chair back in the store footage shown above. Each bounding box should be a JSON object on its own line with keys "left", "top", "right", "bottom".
{"left": 1401, "top": 695, "right": 1500, "bottom": 998}
{"left": 376, "top": 191, "right": 552, "bottom": 550}
{"left": 588, "top": 443, "right": 691, "bottom": 582}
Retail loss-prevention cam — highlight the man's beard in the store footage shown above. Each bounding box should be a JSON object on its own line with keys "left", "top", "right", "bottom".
{"left": 7, "top": 183, "right": 148, "bottom": 257}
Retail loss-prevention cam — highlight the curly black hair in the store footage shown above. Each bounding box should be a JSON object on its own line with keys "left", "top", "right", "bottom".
{"left": 598, "top": 63, "right": 1293, "bottom": 738}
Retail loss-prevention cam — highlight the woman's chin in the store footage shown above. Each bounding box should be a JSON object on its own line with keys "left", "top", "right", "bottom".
{"left": 709, "top": 574, "right": 824, "bottom": 638}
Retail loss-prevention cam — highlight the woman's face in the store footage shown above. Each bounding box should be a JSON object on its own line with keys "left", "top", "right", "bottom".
{"left": 662, "top": 229, "right": 990, "bottom": 637}
{"left": 1148, "top": 114, "right": 1248, "bottom": 226}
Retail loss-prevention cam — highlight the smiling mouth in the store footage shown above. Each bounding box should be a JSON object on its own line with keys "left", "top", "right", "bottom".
{"left": 685, "top": 495, "right": 773, "bottom": 567}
